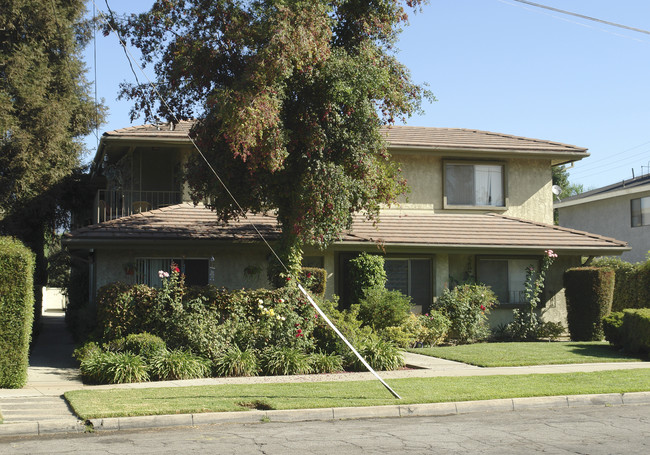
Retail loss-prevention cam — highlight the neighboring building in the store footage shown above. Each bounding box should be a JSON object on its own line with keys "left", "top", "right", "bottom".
{"left": 63, "top": 122, "right": 628, "bottom": 329}
{"left": 555, "top": 174, "right": 650, "bottom": 264}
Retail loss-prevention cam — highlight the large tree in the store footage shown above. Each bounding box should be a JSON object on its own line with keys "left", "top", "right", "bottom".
{"left": 116, "top": 0, "right": 432, "bottom": 282}
{"left": 0, "top": 0, "right": 104, "bottom": 314}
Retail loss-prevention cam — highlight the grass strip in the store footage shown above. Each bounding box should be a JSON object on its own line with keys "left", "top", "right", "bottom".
{"left": 407, "top": 341, "right": 644, "bottom": 367}
{"left": 65, "top": 368, "right": 650, "bottom": 420}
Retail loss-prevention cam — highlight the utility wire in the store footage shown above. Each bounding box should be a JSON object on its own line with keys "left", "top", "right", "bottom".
{"left": 93, "top": 0, "right": 403, "bottom": 399}
{"left": 511, "top": 0, "right": 650, "bottom": 36}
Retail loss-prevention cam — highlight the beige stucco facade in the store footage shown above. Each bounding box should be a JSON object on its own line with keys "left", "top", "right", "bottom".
{"left": 391, "top": 151, "right": 554, "bottom": 224}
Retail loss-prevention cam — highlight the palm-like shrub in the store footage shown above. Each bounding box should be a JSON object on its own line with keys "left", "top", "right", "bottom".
{"left": 149, "top": 349, "right": 211, "bottom": 380}
{"left": 213, "top": 345, "right": 259, "bottom": 377}
{"left": 261, "top": 346, "right": 312, "bottom": 376}
{"left": 346, "top": 336, "right": 404, "bottom": 371}
{"left": 80, "top": 351, "right": 149, "bottom": 384}
{"left": 309, "top": 352, "right": 344, "bottom": 373}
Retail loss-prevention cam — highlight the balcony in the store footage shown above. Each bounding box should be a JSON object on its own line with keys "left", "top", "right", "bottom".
{"left": 94, "top": 189, "right": 183, "bottom": 223}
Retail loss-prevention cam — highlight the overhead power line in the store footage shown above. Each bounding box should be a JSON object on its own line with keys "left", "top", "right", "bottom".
{"left": 511, "top": 0, "right": 650, "bottom": 36}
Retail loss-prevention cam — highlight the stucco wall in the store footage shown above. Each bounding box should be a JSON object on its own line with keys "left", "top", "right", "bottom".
{"left": 94, "top": 245, "right": 270, "bottom": 293}
{"left": 558, "top": 191, "right": 650, "bottom": 263}
{"left": 487, "top": 255, "right": 580, "bottom": 330}
{"left": 391, "top": 152, "right": 554, "bottom": 223}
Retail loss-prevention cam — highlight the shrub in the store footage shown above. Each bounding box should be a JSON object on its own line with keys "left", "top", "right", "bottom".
{"left": 564, "top": 267, "right": 615, "bottom": 341}
{"left": 301, "top": 267, "right": 327, "bottom": 298}
{"left": 535, "top": 321, "right": 565, "bottom": 341}
{"left": 105, "top": 332, "right": 167, "bottom": 360}
{"left": 346, "top": 335, "right": 405, "bottom": 371}
{"left": 72, "top": 341, "right": 102, "bottom": 364}
{"left": 432, "top": 284, "right": 496, "bottom": 344}
{"left": 309, "top": 352, "right": 344, "bottom": 374}
{"left": 592, "top": 257, "right": 639, "bottom": 311}
{"left": 213, "top": 345, "right": 259, "bottom": 377}
{"left": 621, "top": 308, "right": 650, "bottom": 354}
{"left": 95, "top": 282, "right": 156, "bottom": 340}
{"left": 149, "top": 349, "right": 211, "bottom": 380}
{"left": 603, "top": 311, "right": 625, "bottom": 348}
{"left": 80, "top": 351, "right": 149, "bottom": 384}
{"left": 348, "top": 253, "right": 387, "bottom": 305}
{"left": 417, "top": 311, "right": 451, "bottom": 346}
{"left": 261, "top": 346, "right": 312, "bottom": 376}
{"left": 312, "top": 297, "right": 372, "bottom": 355}
{"left": 0, "top": 237, "right": 35, "bottom": 388}
{"left": 358, "top": 287, "right": 412, "bottom": 331}
{"left": 380, "top": 312, "right": 450, "bottom": 348}
{"left": 381, "top": 324, "right": 417, "bottom": 348}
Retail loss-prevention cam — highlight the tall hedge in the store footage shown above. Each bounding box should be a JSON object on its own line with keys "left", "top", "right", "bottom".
{"left": 592, "top": 257, "right": 640, "bottom": 311}
{"left": 563, "top": 267, "right": 615, "bottom": 341}
{"left": 348, "top": 252, "right": 387, "bottom": 306}
{"left": 0, "top": 237, "right": 35, "bottom": 388}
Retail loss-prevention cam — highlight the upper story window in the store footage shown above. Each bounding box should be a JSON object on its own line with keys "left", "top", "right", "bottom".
{"left": 444, "top": 162, "right": 505, "bottom": 208}
{"left": 631, "top": 196, "right": 650, "bottom": 227}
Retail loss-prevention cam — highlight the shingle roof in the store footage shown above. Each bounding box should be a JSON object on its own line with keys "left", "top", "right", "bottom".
{"left": 380, "top": 126, "right": 586, "bottom": 153}
{"left": 64, "top": 203, "right": 627, "bottom": 253}
{"left": 101, "top": 121, "right": 587, "bottom": 156}
{"left": 557, "top": 173, "right": 650, "bottom": 206}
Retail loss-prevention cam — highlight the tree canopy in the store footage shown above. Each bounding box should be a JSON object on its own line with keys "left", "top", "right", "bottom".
{"left": 116, "top": 0, "right": 432, "bottom": 281}
{"left": 0, "top": 0, "right": 104, "bottom": 307}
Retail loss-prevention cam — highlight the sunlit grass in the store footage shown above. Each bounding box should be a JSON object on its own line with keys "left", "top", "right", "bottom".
{"left": 65, "top": 368, "right": 650, "bottom": 420}
{"left": 407, "top": 341, "right": 644, "bottom": 367}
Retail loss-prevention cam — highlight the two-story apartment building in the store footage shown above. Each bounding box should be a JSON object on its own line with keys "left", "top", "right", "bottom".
{"left": 63, "top": 121, "right": 628, "bottom": 328}
{"left": 556, "top": 174, "right": 650, "bottom": 264}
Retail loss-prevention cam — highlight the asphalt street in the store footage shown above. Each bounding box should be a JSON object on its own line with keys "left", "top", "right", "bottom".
{"left": 2, "top": 402, "right": 649, "bottom": 454}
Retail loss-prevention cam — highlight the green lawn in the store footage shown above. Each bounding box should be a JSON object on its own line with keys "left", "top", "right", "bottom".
{"left": 406, "top": 341, "right": 645, "bottom": 367}
{"left": 65, "top": 369, "right": 650, "bottom": 420}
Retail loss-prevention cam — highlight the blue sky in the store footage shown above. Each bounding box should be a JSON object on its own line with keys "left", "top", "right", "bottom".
{"left": 83, "top": 0, "right": 650, "bottom": 191}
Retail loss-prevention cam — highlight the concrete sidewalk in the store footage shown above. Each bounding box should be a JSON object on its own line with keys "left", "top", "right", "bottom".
{"left": 1, "top": 312, "right": 650, "bottom": 437}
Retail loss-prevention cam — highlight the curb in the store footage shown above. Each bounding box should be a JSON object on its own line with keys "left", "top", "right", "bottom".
{"left": 3, "top": 391, "right": 648, "bottom": 438}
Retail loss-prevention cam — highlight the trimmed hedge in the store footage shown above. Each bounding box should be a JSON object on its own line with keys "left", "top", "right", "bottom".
{"left": 564, "top": 267, "right": 615, "bottom": 341}
{"left": 621, "top": 308, "right": 650, "bottom": 354}
{"left": 592, "top": 257, "right": 648, "bottom": 311}
{"left": 0, "top": 237, "right": 35, "bottom": 388}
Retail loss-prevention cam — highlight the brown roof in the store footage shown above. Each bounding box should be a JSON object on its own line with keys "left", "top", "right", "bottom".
{"left": 64, "top": 203, "right": 627, "bottom": 254}
{"left": 381, "top": 126, "right": 586, "bottom": 154}
{"left": 101, "top": 121, "right": 587, "bottom": 156}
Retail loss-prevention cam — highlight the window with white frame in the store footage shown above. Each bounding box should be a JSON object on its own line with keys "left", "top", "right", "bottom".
{"left": 384, "top": 258, "right": 431, "bottom": 310}
{"left": 136, "top": 258, "right": 209, "bottom": 287}
{"left": 631, "top": 196, "right": 650, "bottom": 227}
{"left": 476, "top": 257, "right": 537, "bottom": 305}
{"left": 445, "top": 162, "right": 505, "bottom": 207}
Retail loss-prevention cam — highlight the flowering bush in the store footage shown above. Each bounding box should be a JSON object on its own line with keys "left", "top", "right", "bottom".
{"left": 432, "top": 284, "right": 497, "bottom": 344}
{"left": 417, "top": 311, "right": 451, "bottom": 346}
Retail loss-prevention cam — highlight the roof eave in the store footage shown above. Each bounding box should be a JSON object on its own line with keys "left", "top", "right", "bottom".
{"left": 389, "top": 145, "right": 589, "bottom": 163}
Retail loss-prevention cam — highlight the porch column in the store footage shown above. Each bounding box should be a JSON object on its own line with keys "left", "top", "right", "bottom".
{"left": 434, "top": 253, "right": 449, "bottom": 302}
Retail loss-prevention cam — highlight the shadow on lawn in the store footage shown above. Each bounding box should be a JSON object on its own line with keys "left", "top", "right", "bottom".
{"left": 565, "top": 342, "right": 645, "bottom": 361}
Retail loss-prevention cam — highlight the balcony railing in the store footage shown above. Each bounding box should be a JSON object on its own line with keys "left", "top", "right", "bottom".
{"left": 94, "top": 189, "right": 183, "bottom": 223}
